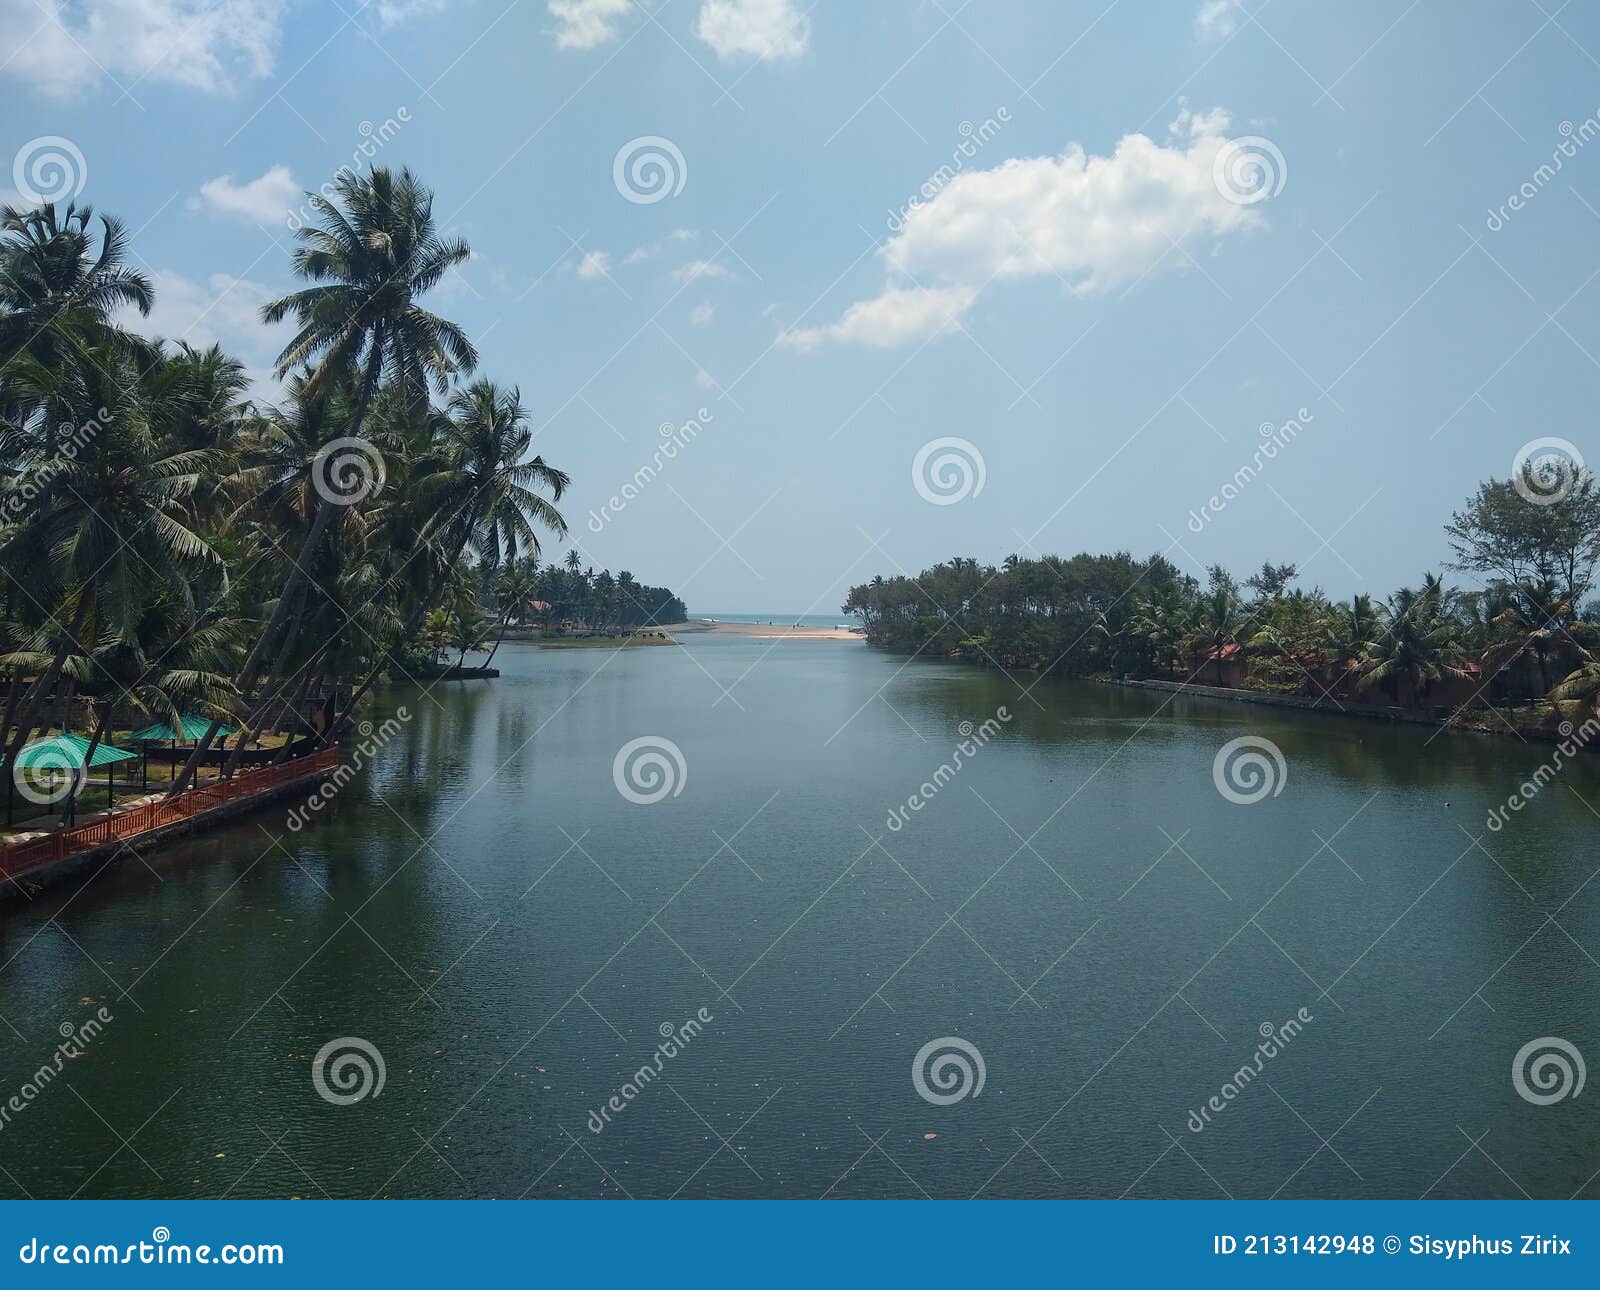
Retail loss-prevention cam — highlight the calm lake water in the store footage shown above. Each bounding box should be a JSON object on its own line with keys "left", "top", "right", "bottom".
{"left": 1, "top": 635, "right": 1596, "bottom": 1199}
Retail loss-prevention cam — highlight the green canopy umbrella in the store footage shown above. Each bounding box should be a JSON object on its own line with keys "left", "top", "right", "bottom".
{"left": 5, "top": 733, "right": 140, "bottom": 824}
{"left": 10, "top": 733, "right": 139, "bottom": 770}
{"left": 127, "top": 716, "right": 238, "bottom": 791}
{"left": 127, "top": 715, "right": 235, "bottom": 743}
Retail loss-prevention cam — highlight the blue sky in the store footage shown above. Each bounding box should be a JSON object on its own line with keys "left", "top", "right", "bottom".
{"left": 5, "top": 0, "right": 1600, "bottom": 613}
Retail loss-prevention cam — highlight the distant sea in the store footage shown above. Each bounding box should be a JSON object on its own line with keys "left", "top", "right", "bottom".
{"left": 689, "top": 611, "right": 860, "bottom": 628}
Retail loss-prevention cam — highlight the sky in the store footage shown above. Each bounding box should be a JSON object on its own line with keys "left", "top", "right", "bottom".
{"left": 4, "top": 0, "right": 1600, "bottom": 613}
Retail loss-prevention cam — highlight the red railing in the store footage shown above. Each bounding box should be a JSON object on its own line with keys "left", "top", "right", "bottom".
{"left": 1, "top": 745, "right": 340, "bottom": 881}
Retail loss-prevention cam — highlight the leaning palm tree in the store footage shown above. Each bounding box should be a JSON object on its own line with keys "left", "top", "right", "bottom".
{"left": 485, "top": 562, "right": 536, "bottom": 667}
{"left": 172, "top": 168, "right": 475, "bottom": 792}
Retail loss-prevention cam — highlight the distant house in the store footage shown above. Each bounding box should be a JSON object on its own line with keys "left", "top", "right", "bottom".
{"left": 1193, "top": 643, "right": 1247, "bottom": 687}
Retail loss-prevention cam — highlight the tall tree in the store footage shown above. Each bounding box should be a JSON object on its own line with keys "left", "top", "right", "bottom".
{"left": 172, "top": 168, "right": 475, "bottom": 791}
{"left": 1445, "top": 474, "right": 1600, "bottom": 612}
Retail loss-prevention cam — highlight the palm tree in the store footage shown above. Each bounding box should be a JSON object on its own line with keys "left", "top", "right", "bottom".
{"left": 1482, "top": 580, "right": 1578, "bottom": 697}
{"left": 1130, "top": 584, "right": 1193, "bottom": 677}
{"left": 1, "top": 347, "right": 222, "bottom": 773}
{"left": 421, "top": 608, "right": 452, "bottom": 665}
{"left": 1353, "top": 580, "right": 1471, "bottom": 710}
{"left": 1189, "top": 585, "right": 1247, "bottom": 684}
{"left": 450, "top": 603, "right": 489, "bottom": 664}
{"left": 0, "top": 202, "right": 153, "bottom": 373}
{"left": 173, "top": 168, "right": 475, "bottom": 791}
{"left": 432, "top": 380, "right": 569, "bottom": 572}
{"left": 485, "top": 561, "right": 536, "bottom": 667}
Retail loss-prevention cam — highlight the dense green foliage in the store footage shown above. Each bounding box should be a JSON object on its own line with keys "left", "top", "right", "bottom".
{"left": 845, "top": 476, "right": 1600, "bottom": 718}
{"left": 0, "top": 172, "right": 683, "bottom": 789}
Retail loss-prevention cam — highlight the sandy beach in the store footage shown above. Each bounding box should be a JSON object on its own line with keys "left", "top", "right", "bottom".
{"left": 662, "top": 619, "right": 864, "bottom": 640}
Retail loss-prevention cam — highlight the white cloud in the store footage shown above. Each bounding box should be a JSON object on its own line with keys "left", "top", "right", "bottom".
{"left": 549, "top": 0, "right": 630, "bottom": 49}
{"left": 785, "top": 109, "right": 1261, "bottom": 350}
{"left": 694, "top": 369, "right": 719, "bottom": 390}
{"left": 623, "top": 227, "right": 698, "bottom": 264}
{"left": 373, "top": 0, "right": 450, "bottom": 24}
{"left": 695, "top": 0, "right": 808, "bottom": 61}
{"left": 690, "top": 302, "right": 715, "bottom": 326}
{"left": 1195, "top": 0, "right": 1243, "bottom": 40}
{"left": 0, "top": 0, "right": 288, "bottom": 95}
{"left": 130, "top": 269, "right": 292, "bottom": 398}
{"left": 576, "top": 249, "right": 613, "bottom": 280}
{"left": 778, "top": 286, "right": 976, "bottom": 353}
{"left": 671, "top": 259, "right": 731, "bottom": 284}
{"left": 196, "top": 165, "right": 300, "bottom": 225}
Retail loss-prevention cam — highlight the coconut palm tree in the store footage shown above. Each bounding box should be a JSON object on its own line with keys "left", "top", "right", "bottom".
{"left": 1130, "top": 584, "right": 1193, "bottom": 677}
{"left": 1353, "top": 579, "right": 1471, "bottom": 709}
{"left": 173, "top": 168, "right": 475, "bottom": 792}
{"left": 0, "top": 347, "right": 222, "bottom": 773}
{"left": 485, "top": 561, "right": 536, "bottom": 667}
{"left": 432, "top": 380, "right": 569, "bottom": 571}
{"left": 1482, "top": 580, "right": 1578, "bottom": 697}
{"left": 1188, "top": 585, "right": 1248, "bottom": 684}
{"left": 0, "top": 202, "right": 153, "bottom": 373}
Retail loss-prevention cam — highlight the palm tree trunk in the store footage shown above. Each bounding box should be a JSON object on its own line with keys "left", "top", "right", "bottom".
{"left": 272, "top": 653, "right": 327, "bottom": 763}
{"left": 220, "top": 592, "right": 317, "bottom": 779}
{"left": 0, "top": 671, "right": 24, "bottom": 761}
{"left": 166, "top": 504, "right": 339, "bottom": 795}
{"left": 483, "top": 608, "right": 514, "bottom": 668}
{"left": 168, "top": 348, "right": 386, "bottom": 797}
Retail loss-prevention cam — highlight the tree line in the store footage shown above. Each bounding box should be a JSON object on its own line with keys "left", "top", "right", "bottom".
{"left": 844, "top": 470, "right": 1600, "bottom": 720}
{"left": 0, "top": 167, "right": 684, "bottom": 795}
